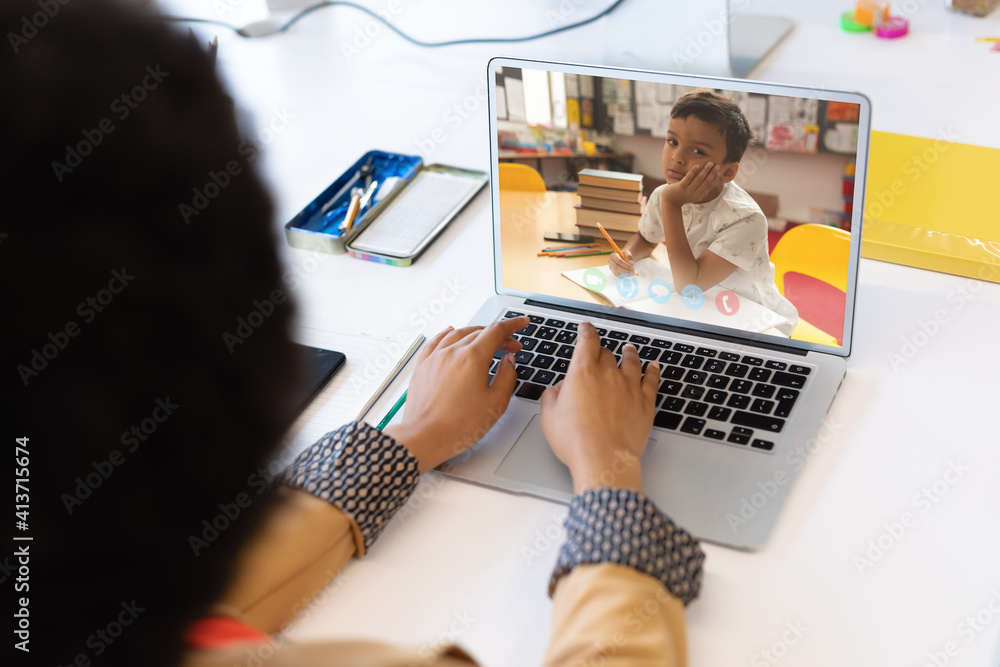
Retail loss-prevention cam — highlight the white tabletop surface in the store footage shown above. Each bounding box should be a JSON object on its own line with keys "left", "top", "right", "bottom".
{"left": 162, "top": 1, "right": 1000, "bottom": 664}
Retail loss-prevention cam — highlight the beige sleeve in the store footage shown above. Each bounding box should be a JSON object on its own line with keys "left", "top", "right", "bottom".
{"left": 188, "top": 486, "right": 481, "bottom": 667}
{"left": 189, "top": 563, "right": 686, "bottom": 667}
{"left": 214, "top": 486, "right": 362, "bottom": 633}
{"left": 544, "top": 563, "right": 688, "bottom": 667}
{"left": 183, "top": 641, "right": 479, "bottom": 667}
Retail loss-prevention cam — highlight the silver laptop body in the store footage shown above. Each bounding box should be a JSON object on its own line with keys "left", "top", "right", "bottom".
{"left": 442, "top": 58, "right": 870, "bottom": 549}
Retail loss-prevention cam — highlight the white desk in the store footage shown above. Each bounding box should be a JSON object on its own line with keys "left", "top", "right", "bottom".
{"left": 168, "top": 1, "right": 1000, "bottom": 664}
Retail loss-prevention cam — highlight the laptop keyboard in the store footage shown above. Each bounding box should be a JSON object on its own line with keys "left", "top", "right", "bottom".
{"left": 489, "top": 310, "right": 815, "bottom": 454}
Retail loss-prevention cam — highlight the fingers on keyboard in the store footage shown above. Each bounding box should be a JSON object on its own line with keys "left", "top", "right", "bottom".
{"left": 499, "top": 311, "right": 808, "bottom": 448}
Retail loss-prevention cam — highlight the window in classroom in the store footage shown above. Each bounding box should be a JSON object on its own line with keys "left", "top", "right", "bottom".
{"left": 523, "top": 68, "right": 552, "bottom": 127}
{"left": 549, "top": 71, "right": 568, "bottom": 130}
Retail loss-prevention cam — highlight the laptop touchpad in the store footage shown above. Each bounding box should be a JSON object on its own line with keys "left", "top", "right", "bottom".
{"left": 494, "top": 414, "right": 658, "bottom": 495}
{"left": 494, "top": 415, "right": 574, "bottom": 493}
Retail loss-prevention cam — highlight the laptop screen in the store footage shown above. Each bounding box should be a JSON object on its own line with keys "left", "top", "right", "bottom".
{"left": 490, "top": 59, "right": 869, "bottom": 357}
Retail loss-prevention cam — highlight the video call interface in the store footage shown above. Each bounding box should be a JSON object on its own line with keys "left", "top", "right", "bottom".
{"left": 495, "top": 66, "right": 861, "bottom": 349}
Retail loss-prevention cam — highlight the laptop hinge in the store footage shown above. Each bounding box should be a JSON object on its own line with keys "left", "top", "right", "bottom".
{"left": 524, "top": 299, "right": 808, "bottom": 357}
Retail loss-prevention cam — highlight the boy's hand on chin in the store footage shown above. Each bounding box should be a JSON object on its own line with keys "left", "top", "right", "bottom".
{"left": 662, "top": 162, "right": 722, "bottom": 208}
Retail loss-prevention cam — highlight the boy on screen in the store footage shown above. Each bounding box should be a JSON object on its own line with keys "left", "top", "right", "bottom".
{"left": 609, "top": 90, "right": 798, "bottom": 335}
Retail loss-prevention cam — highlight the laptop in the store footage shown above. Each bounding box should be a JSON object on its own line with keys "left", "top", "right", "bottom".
{"left": 441, "top": 57, "right": 869, "bottom": 549}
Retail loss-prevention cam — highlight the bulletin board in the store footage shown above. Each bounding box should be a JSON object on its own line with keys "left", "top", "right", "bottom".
{"left": 566, "top": 76, "right": 860, "bottom": 156}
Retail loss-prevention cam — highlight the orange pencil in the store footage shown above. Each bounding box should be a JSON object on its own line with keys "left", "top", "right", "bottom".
{"left": 342, "top": 193, "right": 362, "bottom": 232}
{"left": 596, "top": 223, "right": 626, "bottom": 261}
{"left": 596, "top": 223, "right": 634, "bottom": 274}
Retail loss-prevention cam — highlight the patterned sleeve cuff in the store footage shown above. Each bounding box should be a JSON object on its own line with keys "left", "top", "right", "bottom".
{"left": 280, "top": 422, "right": 420, "bottom": 555}
{"left": 548, "top": 488, "right": 706, "bottom": 606}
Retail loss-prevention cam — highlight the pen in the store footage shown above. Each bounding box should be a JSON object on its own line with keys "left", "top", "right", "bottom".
{"left": 320, "top": 171, "right": 361, "bottom": 216}
{"left": 358, "top": 179, "right": 379, "bottom": 212}
{"left": 376, "top": 390, "right": 407, "bottom": 430}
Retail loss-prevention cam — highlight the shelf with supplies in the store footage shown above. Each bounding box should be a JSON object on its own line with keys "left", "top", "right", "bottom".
{"left": 498, "top": 151, "right": 634, "bottom": 180}
{"left": 496, "top": 64, "right": 861, "bottom": 157}
{"left": 596, "top": 78, "right": 861, "bottom": 156}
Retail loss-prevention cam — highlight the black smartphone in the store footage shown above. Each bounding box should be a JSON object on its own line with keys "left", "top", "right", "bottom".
{"left": 282, "top": 344, "right": 346, "bottom": 426}
{"left": 544, "top": 232, "right": 596, "bottom": 243}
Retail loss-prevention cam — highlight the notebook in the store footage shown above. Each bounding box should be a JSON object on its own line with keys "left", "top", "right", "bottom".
{"left": 439, "top": 58, "right": 870, "bottom": 549}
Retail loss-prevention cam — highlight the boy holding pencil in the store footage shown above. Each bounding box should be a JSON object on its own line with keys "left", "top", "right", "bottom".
{"left": 608, "top": 90, "right": 797, "bottom": 335}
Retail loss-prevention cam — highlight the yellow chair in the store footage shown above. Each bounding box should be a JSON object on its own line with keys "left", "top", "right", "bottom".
{"left": 770, "top": 224, "right": 851, "bottom": 346}
{"left": 498, "top": 162, "right": 546, "bottom": 192}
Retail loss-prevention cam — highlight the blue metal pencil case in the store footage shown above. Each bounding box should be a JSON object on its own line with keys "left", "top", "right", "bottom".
{"left": 284, "top": 150, "right": 422, "bottom": 254}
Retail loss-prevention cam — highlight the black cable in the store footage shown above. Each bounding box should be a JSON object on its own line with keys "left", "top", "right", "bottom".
{"left": 161, "top": 0, "right": 627, "bottom": 43}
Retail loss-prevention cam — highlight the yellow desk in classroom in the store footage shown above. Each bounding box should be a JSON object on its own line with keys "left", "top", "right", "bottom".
{"left": 499, "top": 190, "right": 623, "bottom": 305}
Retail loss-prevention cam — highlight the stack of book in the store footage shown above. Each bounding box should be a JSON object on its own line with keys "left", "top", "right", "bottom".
{"left": 574, "top": 169, "right": 645, "bottom": 241}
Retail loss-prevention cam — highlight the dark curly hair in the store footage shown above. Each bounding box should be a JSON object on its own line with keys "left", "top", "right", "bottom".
{"left": 670, "top": 89, "right": 753, "bottom": 163}
{"left": 1, "top": 1, "right": 303, "bottom": 665}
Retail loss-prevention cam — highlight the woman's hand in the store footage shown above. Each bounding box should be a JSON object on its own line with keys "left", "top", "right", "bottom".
{"left": 540, "top": 322, "right": 659, "bottom": 494}
{"left": 384, "top": 316, "right": 529, "bottom": 473}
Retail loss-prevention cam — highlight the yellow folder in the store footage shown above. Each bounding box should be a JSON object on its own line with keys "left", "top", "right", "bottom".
{"left": 862, "top": 130, "right": 1000, "bottom": 284}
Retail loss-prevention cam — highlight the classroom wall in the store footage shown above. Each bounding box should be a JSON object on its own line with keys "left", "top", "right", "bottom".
{"left": 613, "top": 133, "right": 853, "bottom": 223}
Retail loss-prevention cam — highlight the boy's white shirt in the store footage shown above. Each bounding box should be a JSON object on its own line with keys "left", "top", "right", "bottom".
{"left": 638, "top": 181, "right": 799, "bottom": 336}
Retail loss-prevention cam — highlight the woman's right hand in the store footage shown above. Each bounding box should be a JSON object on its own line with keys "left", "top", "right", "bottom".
{"left": 540, "top": 322, "right": 659, "bottom": 494}
{"left": 384, "top": 316, "right": 527, "bottom": 474}
{"left": 608, "top": 249, "right": 636, "bottom": 276}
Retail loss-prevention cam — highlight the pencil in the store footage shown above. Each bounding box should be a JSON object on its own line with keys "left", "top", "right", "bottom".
{"left": 541, "top": 244, "right": 599, "bottom": 252}
{"left": 596, "top": 223, "right": 628, "bottom": 261}
{"left": 556, "top": 248, "right": 613, "bottom": 256}
{"left": 975, "top": 37, "right": 1000, "bottom": 42}
{"left": 556, "top": 250, "right": 613, "bottom": 258}
{"left": 537, "top": 245, "right": 600, "bottom": 256}
{"left": 376, "top": 390, "right": 407, "bottom": 430}
{"left": 342, "top": 194, "right": 362, "bottom": 232}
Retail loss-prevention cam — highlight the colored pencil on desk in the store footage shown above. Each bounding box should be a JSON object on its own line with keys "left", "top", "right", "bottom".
{"left": 538, "top": 243, "right": 601, "bottom": 257}
{"left": 975, "top": 37, "right": 1000, "bottom": 42}
{"left": 555, "top": 250, "right": 613, "bottom": 258}
{"left": 540, "top": 244, "right": 599, "bottom": 251}
{"left": 557, "top": 248, "right": 612, "bottom": 256}
{"left": 538, "top": 248, "right": 608, "bottom": 257}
